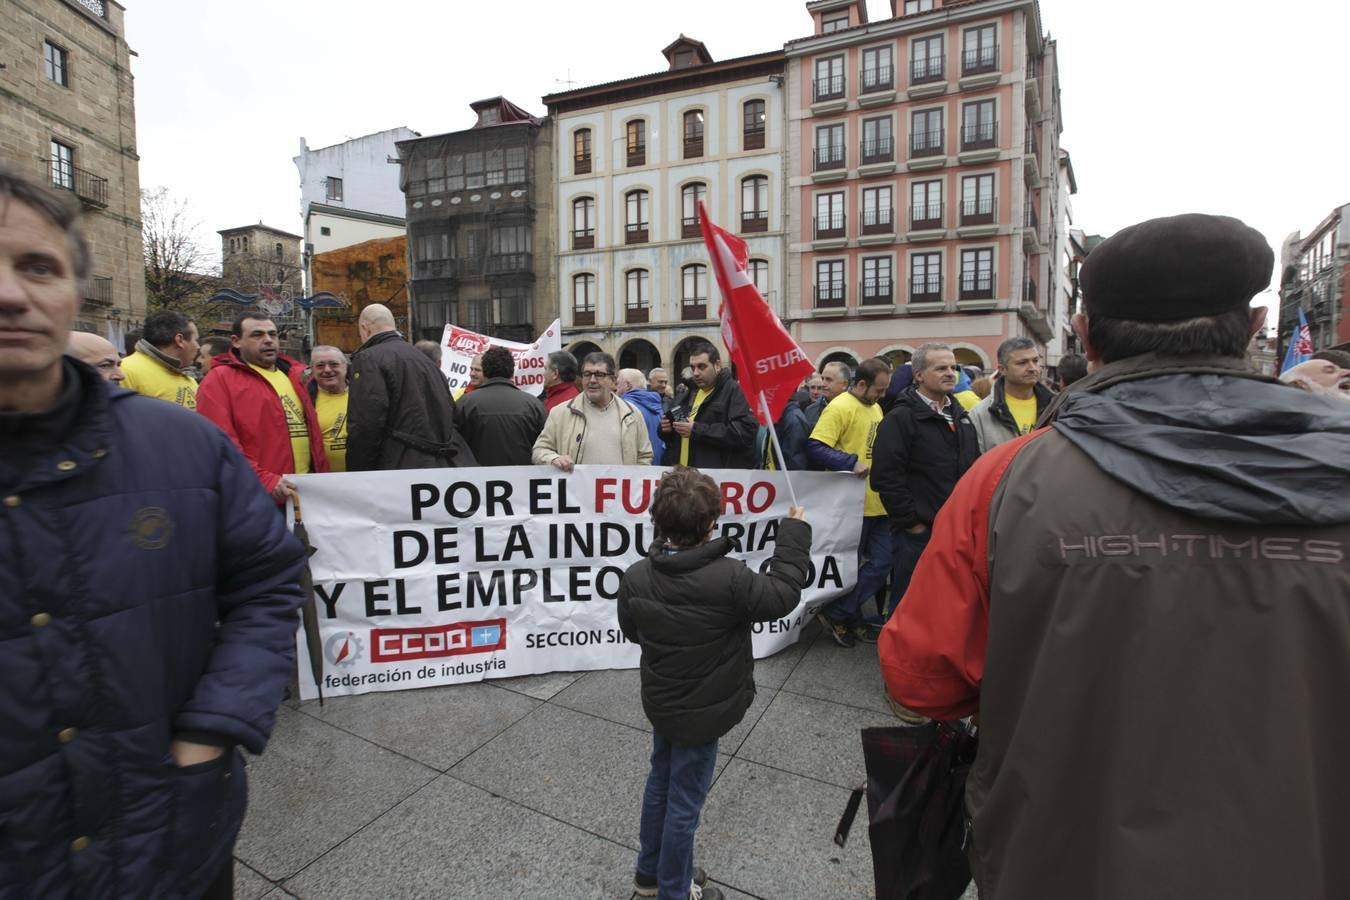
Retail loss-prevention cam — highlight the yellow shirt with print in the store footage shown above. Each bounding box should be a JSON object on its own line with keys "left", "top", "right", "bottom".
{"left": 679, "top": 386, "right": 714, "bottom": 467}
{"left": 1005, "top": 392, "right": 1039, "bottom": 435}
{"left": 119, "top": 351, "right": 197, "bottom": 408}
{"left": 249, "top": 363, "right": 311, "bottom": 475}
{"left": 809, "top": 392, "right": 885, "bottom": 517}
{"left": 314, "top": 389, "right": 349, "bottom": 472}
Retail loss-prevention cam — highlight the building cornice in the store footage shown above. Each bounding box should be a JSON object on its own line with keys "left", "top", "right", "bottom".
{"left": 785, "top": 0, "right": 1040, "bottom": 56}
{"left": 543, "top": 51, "right": 785, "bottom": 113}
{"left": 306, "top": 203, "right": 405, "bottom": 228}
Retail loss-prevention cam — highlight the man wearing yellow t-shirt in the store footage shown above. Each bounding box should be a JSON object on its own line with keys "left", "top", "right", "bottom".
{"left": 969, "top": 336, "right": 1055, "bottom": 452}
{"left": 119, "top": 311, "right": 200, "bottom": 408}
{"left": 197, "top": 313, "right": 329, "bottom": 504}
{"left": 306, "top": 345, "right": 349, "bottom": 472}
{"left": 805, "top": 357, "right": 892, "bottom": 647}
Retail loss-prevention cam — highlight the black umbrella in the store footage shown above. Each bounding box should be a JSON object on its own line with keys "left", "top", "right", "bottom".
{"left": 289, "top": 488, "right": 325, "bottom": 705}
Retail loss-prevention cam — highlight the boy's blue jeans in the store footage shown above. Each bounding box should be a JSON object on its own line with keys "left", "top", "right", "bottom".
{"left": 637, "top": 732, "right": 719, "bottom": 899}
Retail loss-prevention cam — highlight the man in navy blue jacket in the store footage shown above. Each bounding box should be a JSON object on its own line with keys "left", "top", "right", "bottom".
{"left": 0, "top": 168, "right": 305, "bottom": 898}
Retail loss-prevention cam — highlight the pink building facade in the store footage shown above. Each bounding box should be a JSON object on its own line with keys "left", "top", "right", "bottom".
{"left": 785, "top": 0, "right": 1065, "bottom": 371}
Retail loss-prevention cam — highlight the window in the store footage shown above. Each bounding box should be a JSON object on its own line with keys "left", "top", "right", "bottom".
{"left": 910, "top": 179, "right": 943, "bottom": 229}
{"left": 961, "top": 100, "right": 997, "bottom": 150}
{"left": 741, "top": 176, "right": 769, "bottom": 233}
{"left": 961, "top": 174, "right": 995, "bottom": 225}
{"left": 414, "top": 289, "right": 453, "bottom": 341}
{"left": 413, "top": 229, "right": 454, "bottom": 277}
{"left": 862, "top": 257, "right": 893, "bottom": 304}
{"left": 445, "top": 154, "right": 465, "bottom": 192}
{"left": 910, "top": 108, "right": 943, "bottom": 158}
{"left": 479, "top": 107, "right": 500, "bottom": 126}
{"left": 904, "top": 0, "right": 934, "bottom": 13}
{"left": 862, "top": 46, "right": 893, "bottom": 92}
{"left": 465, "top": 152, "right": 486, "bottom": 189}
{"left": 274, "top": 242, "right": 283, "bottom": 259}
{"left": 912, "top": 35, "right": 944, "bottom": 83}
{"left": 625, "top": 190, "right": 649, "bottom": 244}
{"left": 44, "top": 41, "right": 68, "bottom": 86}
{"left": 242, "top": 236, "right": 249, "bottom": 251}
{"left": 505, "top": 147, "right": 527, "bottom": 183}
{"left": 861, "top": 116, "right": 894, "bottom": 163}
{"left": 626, "top": 120, "right": 646, "bottom": 167}
{"left": 963, "top": 24, "right": 998, "bottom": 75}
{"left": 960, "top": 248, "right": 995, "bottom": 299}
{"left": 460, "top": 297, "right": 491, "bottom": 333}
{"left": 814, "top": 123, "right": 845, "bottom": 171}
{"left": 489, "top": 225, "right": 532, "bottom": 273}
{"left": 743, "top": 99, "right": 766, "bottom": 150}
{"left": 682, "top": 264, "right": 708, "bottom": 320}
{"left": 572, "top": 197, "right": 595, "bottom": 249}
{"left": 325, "top": 176, "right": 343, "bottom": 201}
{"left": 681, "top": 182, "right": 706, "bottom": 239}
{"left": 625, "top": 269, "right": 650, "bottom": 323}
{"left": 814, "top": 55, "right": 845, "bottom": 101}
{"left": 683, "top": 110, "right": 704, "bottom": 159}
{"left": 748, "top": 258, "right": 769, "bottom": 296}
{"left": 319, "top": 226, "right": 332, "bottom": 236}
{"left": 572, "top": 273, "right": 596, "bottom": 325}
{"left": 814, "top": 192, "right": 845, "bottom": 240}
{"left": 573, "top": 128, "right": 592, "bottom": 174}
{"left": 862, "top": 186, "right": 893, "bottom": 233}
{"left": 910, "top": 253, "right": 942, "bottom": 302}
{"left": 494, "top": 287, "right": 531, "bottom": 335}
{"left": 50, "top": 140, "right": 73, "bottom": 190}
{"left": 815, "top": 260, "right": 845, "bottom": 308}
{"left": 822, "top": 12, "right": 849, "bottom": 33}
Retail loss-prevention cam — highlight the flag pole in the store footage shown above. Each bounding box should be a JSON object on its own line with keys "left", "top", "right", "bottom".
{"left": 759, "top": 390, "right": 801, "bottom": 508}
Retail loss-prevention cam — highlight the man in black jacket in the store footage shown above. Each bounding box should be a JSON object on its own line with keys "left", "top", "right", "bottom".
{"left": 454, "top": 346, "right": 544, "bottom": 465}
{"left": 619, "top": 466, "right": 811, "bottom": 900}
{"left": 871, "top": 342, "right": 979, "bottom": 617}
{"left": 347, "top": 303, "right": 476, "bottom": 470}
{"left": 659, "top": 342, "right": 759, "bottom": 468}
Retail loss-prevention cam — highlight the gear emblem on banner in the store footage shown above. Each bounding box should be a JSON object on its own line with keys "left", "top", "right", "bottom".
{"left": 323, "top": 632, "right": 363, "bottom": 667}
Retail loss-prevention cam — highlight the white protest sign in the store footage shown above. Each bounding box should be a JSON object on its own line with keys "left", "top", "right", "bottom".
{"left": 439, "top": 319, "right": 561, "bottom": 396}
{"left": 289, "top": 466, "right": 863, "bottom": 699}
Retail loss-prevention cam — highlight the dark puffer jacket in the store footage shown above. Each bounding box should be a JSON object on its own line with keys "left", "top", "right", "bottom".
{"left": 660, "top": 368, "right": 760, "bottom": 469}
{"left": 870, "top": 386, "right": 981, "bottom": 532}
{"left": 453, "top": 377, "right": 546, "bottom": 467}
{"left": 617, "top": 518, "right": 812, "bottom": 745}
{"left": 347, "top": 330, "right": 476, "bottom": 470}
{"left": 0, "top": 361, "right": 305, "bottom": 898}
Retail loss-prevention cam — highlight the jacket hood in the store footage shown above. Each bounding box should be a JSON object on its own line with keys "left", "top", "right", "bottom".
{"left": 623, "top": 389, "right": 664, "bottom": 416}
{"left": 1050, "top": 355, "right": 1350, "bottom": 525}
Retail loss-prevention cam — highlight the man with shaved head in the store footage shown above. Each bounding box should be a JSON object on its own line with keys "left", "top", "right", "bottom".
{"left": 66, "top": 331, "right": 124, "bottom": 382}
{"left": 347, "top": 303, "right": 474, "bottom": 469}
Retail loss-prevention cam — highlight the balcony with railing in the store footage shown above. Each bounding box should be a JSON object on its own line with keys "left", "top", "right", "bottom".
{"left": 486, "top": 252, "right": 533, "bottom": 275}
{"left": 959, "top": 270, "right": 995, "bottom": 301}
{"left": 861, "top": 278, "right": 893, "bottom": 305}
{"left": 625, "top": 221, "right": 649, "bottom": 245}
{"left": 625, "top": 304, "right": 649, "bottom": 324}
{"left": 1023, "top": 276, "right": 1038, "bottom": 306}
{"left": 813, "top": 213, "right": 846, "bottom": 241}
{"left": 813, "top": 145, "right": 846, "bottom": 172}
{"left": 910, "top": 274, "right": 942, "bottom": 305}
{"left": 682, "top": 216, "right": 701, "bottom": 239}
{"left": 627, "top": 144, "right": 646, "bottom": 167}
{"left": 574, "top": 153, "right": 592, "bottom": 175}
{"left": 860, "top": 137, "right": 894, "bottom": 165}
{"left": 961, "top": 44, "right": 999, "bottom": 77}
{"left": 741, "top": 209, "right": 768, "bottom": 234}
{"left": 572, "top": 228, "right": 594, "bottom": 250}
{"left": 910, "top": 202, "right": 943, "bottom": 232}
{"left": 573, "top": 307, "right": 596, "bottom": 327}
{"left": 1025, "top": 205, "right": 1039, "bottom": 234}
{"left": 54, "top": 164, "right": 108, "bottom": 208}
{"left": 415, "top": 258, "right": 457, "bottom": 279}
{"left": 82, "top": 275, "right": 113, "bottom": 307}
{"left": 960, "top": 120, "right": 998, "bottom": 152}
{"left": 813, "top": 73, "right": 845, "bottom": 102}
{"left": 861, "top": 207, "right": 893, "bottom": 235}
{"left": 814, "top": 282, "right": 846, "bottom": 309}
{"left": 683, "top": 137, "right": 704, "bottom": 159}
{"left": 861, "top": 64, "right": 894, "bottom": 94}
{"left": 1023, "top": 129, "right": 1041, "bottom": 180}
{"left": 909, "top": 129, "right": 944, "bottom": 159}
{"left": 744, "top": 125, "right": 765, "bottom": 151}
{"left": 960, "top": 195, "right": 997, "bottom": 227}
{"left": 911, "top": 55, "right": 945, "bottom": 85}
{"left": 681, "top": 300, "right": 707, "bottom": 321}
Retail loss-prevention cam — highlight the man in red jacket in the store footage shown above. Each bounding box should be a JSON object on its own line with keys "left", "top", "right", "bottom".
{"left": 197, "top": 312, "right": 328, "bottom": 502}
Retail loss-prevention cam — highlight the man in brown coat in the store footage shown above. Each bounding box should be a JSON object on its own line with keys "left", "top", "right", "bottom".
{"left": 879, "top": 214, "right": 1350, "bottom": 899}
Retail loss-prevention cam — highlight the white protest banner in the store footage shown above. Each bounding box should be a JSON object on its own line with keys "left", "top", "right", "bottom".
{"left": 289, "top": 466, "right": 863, "bottom": 700}
{"left": 439, "top": 319, "right": 561, "bottom": 396}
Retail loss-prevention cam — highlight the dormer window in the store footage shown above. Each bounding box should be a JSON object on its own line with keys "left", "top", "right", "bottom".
{"left": 822, "top": 12, "right": 850, "bottom": 33}
{"left": 479, "top": 107, "right": 500, "bottom": 126}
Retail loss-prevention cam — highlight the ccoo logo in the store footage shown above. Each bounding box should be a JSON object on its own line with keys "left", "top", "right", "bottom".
{"left": 323, "top": 631, "right": 363, "bottom": 667}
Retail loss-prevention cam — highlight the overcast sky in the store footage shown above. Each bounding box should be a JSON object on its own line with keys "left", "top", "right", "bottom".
{"left": 127, "top": 0, "right": 1347, "bottom": 311}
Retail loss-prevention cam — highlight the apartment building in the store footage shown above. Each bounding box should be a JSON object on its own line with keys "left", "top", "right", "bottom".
{"left": 543, "top": 37, "right": 786, "bottom": 374}
{"left": 785, "top": 0, "right": 1065, "bottom": 371}
{"left": 1279, "top": 203, "right": 1349, "bottom": 357}
{"left": 0, "top": 0, "right": 145, "bottom": 346}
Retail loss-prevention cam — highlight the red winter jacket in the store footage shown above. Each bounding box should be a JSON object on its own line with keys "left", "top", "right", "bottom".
{"left": 543, "top": 380, "right": 579, "bottom": 411}
{"left": 197, "top": 351, "right": 329, "bottom": 499}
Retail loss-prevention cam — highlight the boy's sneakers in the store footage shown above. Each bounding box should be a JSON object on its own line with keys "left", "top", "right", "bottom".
{"left": 854, "top": 622, "right": 881, "bottom": 644}
{"left": 816, "top": 611, "right": 856, "bottom": 647}
{"left": 634, "top": 866, "right": 709, "bottom": 898}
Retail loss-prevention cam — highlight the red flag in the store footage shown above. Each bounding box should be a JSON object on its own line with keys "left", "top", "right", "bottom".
{"left": 698, "top": 200, "right": 815, "bottom": 426}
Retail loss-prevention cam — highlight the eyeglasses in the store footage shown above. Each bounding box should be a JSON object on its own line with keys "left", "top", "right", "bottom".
{"left": 581, "top": 371, "right": 613, "bottom": 380}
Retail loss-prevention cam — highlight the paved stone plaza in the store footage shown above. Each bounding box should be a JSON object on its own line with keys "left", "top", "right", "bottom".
{"left": 230, "top": 630, "right": 979, "bottom": 899}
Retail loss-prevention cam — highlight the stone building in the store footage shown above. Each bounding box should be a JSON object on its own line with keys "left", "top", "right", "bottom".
{"left": 216, "top": 223, "right": 306, "bottom": 356}
{"left": 0, "top": 0, "right": 145, "bottom": 345}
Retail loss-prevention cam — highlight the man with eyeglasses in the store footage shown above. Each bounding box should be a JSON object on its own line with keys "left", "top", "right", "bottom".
{"left": 306, "top": 345, "right": 349, "bottom": 472}
{"left": 66, "top": 331, "right": 124, "bottom": 383}
{"left": 532, "top": 351, "right": 652, "bottom": 470}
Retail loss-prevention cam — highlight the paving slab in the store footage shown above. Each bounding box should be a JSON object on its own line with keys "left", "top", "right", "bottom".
{"left": 233, "top": 859, "right": 273, "bottom": 900}
{"left": 299, "top": 682, "right": 539, "bottom": 771}
{"left": 234, "top": 706, "right": 438, "bottom": 881}
{"left": 753, "top": 631, "right": 816, "bottom": 690}
{"left": 736, "top": 690, "right": 898, "bottom": 789}
{"left": 695, "top": 758, "right": 874, "bottom": 900}
{"left": 286, "top": 775, "right": 635, "bottom": 900}
{"left": 781, "top": 635, "right": 892, "bottom": 715}
{"left": 451, "top": 703, "right": 726, "bottom": 848}
{"left": 550, "top": 667, "right": 647, "bottom": 732}
{"left": 492, "top": 669, "right": 587, "bottom": 700}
